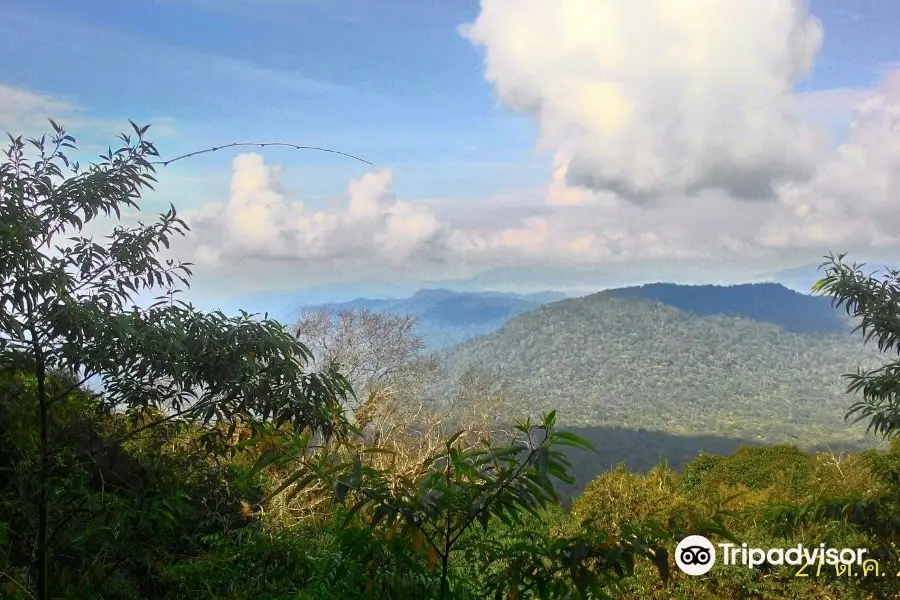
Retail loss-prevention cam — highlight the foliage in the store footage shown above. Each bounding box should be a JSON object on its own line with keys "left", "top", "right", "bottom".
{"left": 293, "top": 306, "right": 436, "bottom": 411}
{"left": 698, "top": 445, "right": 813, "bottom": 495}
{"left": 814, "top": 252, "right": 900, "bottom": 439}
{"left": 0, "top": 123, "right": 352, "bottom": 599}
{"left": 576, "top": 444, "right": 900, "bottom": 599}
{"left": 263, "top": 411, "right": 682, "bottom": 599}
{"left": 681, "top": 452, "right": 724, "bottom": 493}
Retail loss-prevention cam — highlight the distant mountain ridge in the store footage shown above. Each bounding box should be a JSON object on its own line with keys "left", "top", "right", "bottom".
{"left": 310, "top": 288, "right": 569, "bottom": 348}
{"left": 595, "top": 282, "right": 850, "bottom": 334}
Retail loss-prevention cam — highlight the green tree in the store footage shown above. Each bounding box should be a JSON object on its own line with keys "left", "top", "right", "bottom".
{"left": 0, "top": 121, "right": 352, "bottom": 599}
{"left": 263, "top": 411, "right": 678, "bottom": 599}
{"left": 813, "top": 253, "right": 900, "bottom": 438}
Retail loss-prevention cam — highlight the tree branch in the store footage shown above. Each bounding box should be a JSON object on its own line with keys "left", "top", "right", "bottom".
{"left": 150, "top": 142, "right": 374, "bottom": 168}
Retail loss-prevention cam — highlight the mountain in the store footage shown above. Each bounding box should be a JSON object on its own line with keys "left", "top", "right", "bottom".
{"left": 594, "top": 282, "right": 850, "bottom": 334}
{"left": 441, "top": 266, "right": 612, "bottom": 293}
{"left": 310, "top": 288, "right": 568, "bottom": 348}
{"left": 444, "top": 283, "right": 884, "bottom": 448}
{"left": 213, "top": 285, "right": 411, "bottom": 322}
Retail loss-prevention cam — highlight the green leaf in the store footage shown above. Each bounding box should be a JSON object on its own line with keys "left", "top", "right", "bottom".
{"left": 249, "top": 446, "right": 281, "bottom": 476}
{"left": 334, "top": 481, "right": 350, "bottom": 505}
{"left": 446, "top": 429, "right": 465, "bottom": 450}
{"left": 549, "top": 430, "right": 597, "bottom": 453}
{"left": 344, "top": 498, "right": 370, "bottom": 525}
{"left": 649, "top": 547, "right": 670, "bottom": 583}
{"left": 265, "top": 469, "right": 317, "bottom": 502}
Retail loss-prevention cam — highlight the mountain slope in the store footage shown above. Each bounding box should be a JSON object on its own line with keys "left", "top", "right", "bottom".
{"left": 444, "top": 287, "right": 883, "bottom": 447}
{"left": 596, "top": 282, "right": 849, "bottom": 334}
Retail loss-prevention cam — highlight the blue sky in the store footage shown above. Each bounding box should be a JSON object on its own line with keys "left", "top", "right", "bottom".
{"left": 0, "top": 0, "right": 548, "bottom": 200}
{"left": 2, "top": 0, "right": 900, "bottom": 302}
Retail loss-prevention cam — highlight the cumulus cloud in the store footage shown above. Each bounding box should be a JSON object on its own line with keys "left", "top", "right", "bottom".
{"left": 183, "top": 153, "right": 445, "bottom": 267}
{"left": 447, "top": 215, "right": 697, "bottom": 264}
{"left": 179, "top": 64, "right": 900, "bottom": 280}
{"left": 181, "top": 152, "right": 733, "bottom": 275}
{"left": 759, "top": 72, "right": 900, "bottom": 249}
{"left": 461, "top": 0, "right": 829, "bottom": 201}
{"left": 447, "top": 186, "right": 782, "bottom": 268}
{"left": 0, "top": 84, "right": 76, "bottom": 131}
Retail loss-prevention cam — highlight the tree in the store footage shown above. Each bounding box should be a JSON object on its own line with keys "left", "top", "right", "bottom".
{"left": 266, "top": 411, "right": 676, "bottom": 599}
{"left": 813, "top": 253, "right": 900, "bottom": 439}
{"left": 287, "top": 309, "right": 516, "bottom": 521}
{"left": 294, "top": 306, "right": 432, "bottom": 410}
{"left": 0, "top": 121, "right": 352, "bottom": 599}
{"left": 346, "top": 363, "right": 512, "bottom": 501}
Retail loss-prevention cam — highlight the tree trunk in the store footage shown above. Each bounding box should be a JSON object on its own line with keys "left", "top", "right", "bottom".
{"left": 439, "top": 554, "right": 449, "bottom": 600}
{"left": 36, "top": 353, "right": 49, "bottom": 600}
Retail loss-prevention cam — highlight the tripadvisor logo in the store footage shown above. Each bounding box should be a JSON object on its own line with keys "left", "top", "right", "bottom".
{"left": 675, "top": 535, "right": 716, "bottom": 575}
{"left": 674, "top": 535, "right": 870, "bottom": 576}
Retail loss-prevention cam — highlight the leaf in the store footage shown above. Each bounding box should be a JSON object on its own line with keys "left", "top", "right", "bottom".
{"left": 446, "top": 429, "right": 466, "bottom": 450}
{"left": 344, "top": 499, "right": 370, "bottom": 525}
{"left": 426, "top": 544, "right": 439, "bottom": 573}
{"left": 549, "top": 431, "right": 597, "bottom": 453}
{"left": 249, "top": 446, "right": 281, "bottom": 476}
{"left": 371, "top": 504, "right": 392, "bottom": 527}
{"left": 649, "top": 547, "right": 670, "bottom": 583}
{"left": 349, "top": 455, "right": 362, "bottom": 487}
{"left": 543, "top": 410, "right": 557, "bottom": 428}
{"left": 265, "top": 470, "right": 317, "bottom": 502}
{"left": 334, "top": 481, "right": 350, "bottom": 504}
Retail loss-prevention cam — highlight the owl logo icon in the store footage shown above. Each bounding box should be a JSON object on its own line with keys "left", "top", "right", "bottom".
{"left": 675, "top": 535, "right": 716, "bottom": 576}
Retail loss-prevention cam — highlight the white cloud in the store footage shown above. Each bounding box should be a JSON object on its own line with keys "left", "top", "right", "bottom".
{"left": 461, "top": 0, "right": 828, "bottom": 201}
{"left": 182, "top": 153, "right": 445, "bottom": 268}
{"left": 181, "top": 151, "right": 757, "bottom": 274}
{"left": 0, "top": 83, "right": 179, "bottom": 146}
{"left": 175, "top": 59, "right": 900, "bottom": 285}
{"left": 0, "top": 84, "right": 76, "bottom": 132}
{"left": 759, "top": 71, "right": 900, "bottom": 249}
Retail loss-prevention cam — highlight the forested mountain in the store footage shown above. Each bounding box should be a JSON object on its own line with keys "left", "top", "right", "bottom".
{"left": 595, "top": 282, "right": 850, "bottom": 334}
{"left": 444, "top": 286, "right": 884, "bottom": 448}
{"left": 310, "top": 288, "right": 567, "bottom": 347}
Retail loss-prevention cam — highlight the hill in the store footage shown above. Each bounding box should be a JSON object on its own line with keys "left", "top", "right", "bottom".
{"left": 311, "top": 288, "right": 567, "bottom": 348}
{"left": 444, "top": 284, "right": 884, "bottom": 448}
{"left": 596, "top": 282, "right": 850, "bottom": 334}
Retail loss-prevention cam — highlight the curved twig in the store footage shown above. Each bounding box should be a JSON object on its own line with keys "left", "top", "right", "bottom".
{"left": 0, "top": 570, "right": 35, "bottom": 600}
{"left": 150, "top": 142, "right": 375, "bottom": 167}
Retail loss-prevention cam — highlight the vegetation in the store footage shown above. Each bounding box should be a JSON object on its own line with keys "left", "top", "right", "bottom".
{"left": 444, "top": 288, "right": 885, "bottom": 447}
{"left": 597, "top": 282, "right": 850, "bottom": 334}
{"left": 4, "top": 123, "right": 900, "bottom": 599}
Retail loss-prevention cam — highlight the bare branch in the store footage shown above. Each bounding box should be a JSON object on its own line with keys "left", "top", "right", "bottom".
{"left": 150, "top": 142, "right": 374, "bottom": 168}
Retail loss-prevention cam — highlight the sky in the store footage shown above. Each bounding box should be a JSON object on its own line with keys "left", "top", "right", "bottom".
{"left": 2, "top": 0, "right": 900, "bottom": 303}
